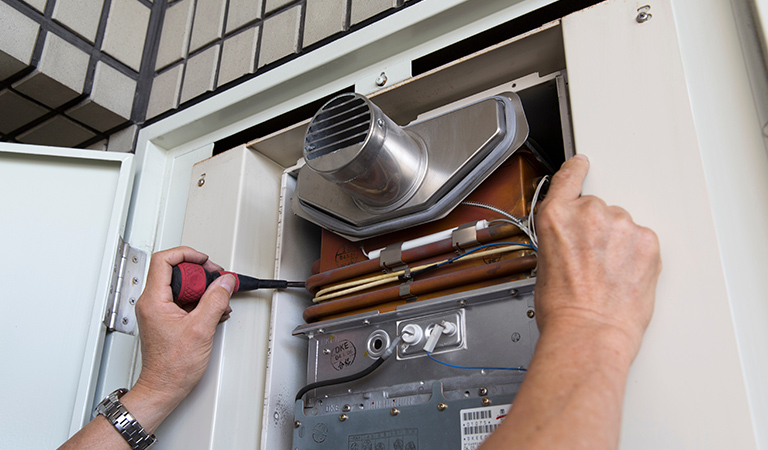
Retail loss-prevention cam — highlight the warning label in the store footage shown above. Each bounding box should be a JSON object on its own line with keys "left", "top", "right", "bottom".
{"left": 348, "top": 428, "right": 418, "bottom": 450}
{"left": 459, "top": 404, "right": 511, "bottom": 450}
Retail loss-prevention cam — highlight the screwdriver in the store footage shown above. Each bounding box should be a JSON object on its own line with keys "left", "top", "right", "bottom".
{"left": 171, "top": 261, "right": 305, "bottom": 304}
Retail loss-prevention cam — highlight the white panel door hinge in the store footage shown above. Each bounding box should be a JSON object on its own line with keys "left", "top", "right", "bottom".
{"left": 104, "top": 238, "right": 147, "bottom": 335}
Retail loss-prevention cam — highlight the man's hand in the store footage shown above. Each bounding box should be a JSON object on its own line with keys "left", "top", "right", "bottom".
{"left": 59, "top": 246, "right": 234, "bottom": 449}
{"left": 131, "top": 246, "right": 234, "bottom": 414}
{"left": 535, "top": 154, "right": 661, "bottom": 356}
{"left": 480, "top": 155, "right": 661, "bottom": 450}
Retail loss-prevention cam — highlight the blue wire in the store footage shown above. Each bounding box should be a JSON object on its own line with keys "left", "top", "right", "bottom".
{"left": 438, "top": 242, "right": 537, "bottom": 268}
{"left": 426, "top": 351, "right": 527, "bottom": 372}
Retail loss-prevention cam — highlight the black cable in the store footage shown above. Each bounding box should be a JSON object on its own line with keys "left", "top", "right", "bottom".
{"left": 295, "top": 337, "right": 401, "bottom": 402}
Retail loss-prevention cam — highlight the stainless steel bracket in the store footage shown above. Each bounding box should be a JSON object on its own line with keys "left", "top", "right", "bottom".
{"left": 452, "top": 222, "right": 480, "bottom": 251}
{"left": 104, "top": 238, "right": 147, "bottom": 335}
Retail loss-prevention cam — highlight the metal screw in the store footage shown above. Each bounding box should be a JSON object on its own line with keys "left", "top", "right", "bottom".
{"left": 482, "top": 398, "right": 492, "bottom": 406}
{"left": 198, "top": 178, "right": 205, "bottom": 187}
{"left": 339, "top": 414, "right": 348, "bottom": 422}
{"left": 129, "top": 297, "right": 136, "bottom": 305}
{"left": 391, "top": 408, "right": 400, "bottom": 416}
{"left": 459, "top": 299, "right": 467, "bottom": 308}
{"left": 511, "top": 332, "right": 521, "bottom": 343}
{"left": 377, "top": 118, "right": 384, "bottom": 129}
{"left": 121, "top": 317, "right": 129, "bottom": 325}
{"left": 294, "top": 421, "right": 301, "bottom": 428}
{"left": 478, "top": 387, "right": 488, "bottom": 396}
{"left": 132, "top": 256, "right": 138, "bottom": 264}
{"left": 375, "top": 72, "right": 388, "bottom": 87}
{"left": 343, "top": 404, "right": 352, "bottom": 412}
{"left": 317, "top": 328, "right": 325, "bottom": 334}
{"left": 323, "top": 348, "right": 331, "bottom": 355}
{"left": 363, "top": 319, "right": 370, "bottom": 325}
{"left": 527, "top": 309, "right": 535, "bottom": 318}
{"left": 132, "top": 277, "right": 140, "bottom": 285}
{"left": 508, "top": 289, "right": 518, "bottom": 297}
{"left": 437, "top": 403, "right": 447, "bottom": 411}
{"left": 636, "top": 5, "right": 652, "bottom": 23}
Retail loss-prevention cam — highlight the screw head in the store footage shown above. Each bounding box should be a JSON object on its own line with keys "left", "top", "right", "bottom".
{"left": 339, "top": 414, "right": 348, "bottom": 422}
{"left": 198, "top": 178, "right": 205, "bottom": 187}
{"left": 294, "top": 421, "right": 301, "bottom": 428}
{"left": 343, "top": 404, "right": 352, "bottom": 412}
{"left": 459, "top": 299, "right": 467, "bottom": 308}
{"left": 377, "top": 118, "right": 384, "bottom": 129}
{"left": 478, "top": 387, "right": 488, "bottom": 396}
{"left": 363, "top": 319, "right": 370, "bottom": 325}
{"left": 132, "top": 256, "right": 138, "bottom": 264}
{"left": 129, "top": 297, "right": 136, "bottom": 305}
{"left": 391, "top": 408, "right": 400, "bottom": 416}
{"left": 527, "top": 309, "right": 535, "bottom": 318}
{"left": 437, "top": 403, "right": 447, "bottom": 411}
{"left": 375, "top": 72, "right": 388, "bottom": 87}
{"left": 323, "top": 348, "right": 331, "bottom": 355}
{"left": 121, "top": 317, "right": 129, "bottom": 325}
{"left": 511, "top": 332, "right": 521, "bottom": 343}
{"left": 132, "top": 277, "right": 140, "bottom": 285}
{"left": 508, "top": 289, "right": 518, "bottom": 297}
{"left": 482, "top": 397, "right": 492, "bottom": 406}
{"left": 636, "top": 11, "right": 652, "bottom": 23}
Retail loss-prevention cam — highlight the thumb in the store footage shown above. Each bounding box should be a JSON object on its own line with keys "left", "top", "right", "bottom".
{"left": 191, "top": 274, "right": 234, "bottom": 329}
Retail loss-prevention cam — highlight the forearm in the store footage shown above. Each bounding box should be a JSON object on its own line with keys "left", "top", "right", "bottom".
{"left": 480, "top": 318, "right": 636, "bottom": 450}
{"left": 58, "top": 380, "right": 182, "bottom": 449}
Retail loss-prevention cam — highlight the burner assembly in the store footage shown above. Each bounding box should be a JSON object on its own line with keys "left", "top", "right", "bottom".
{"left": 286, "top": 73, "right": 572, "bottom": 449}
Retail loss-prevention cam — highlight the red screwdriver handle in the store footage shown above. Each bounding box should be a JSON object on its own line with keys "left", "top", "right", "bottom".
{"left": 171, "top": 262, "right": 241, "bottom": 304}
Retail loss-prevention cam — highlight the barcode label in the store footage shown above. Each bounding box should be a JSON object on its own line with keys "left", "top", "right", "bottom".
{"left": 460, "top": 404, "right": 511, "bottom": 450}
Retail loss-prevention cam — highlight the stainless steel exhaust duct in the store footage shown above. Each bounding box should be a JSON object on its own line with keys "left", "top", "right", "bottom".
{"left": 292, "top": 92, "right": 531, "bottom": 241}
{"left": 303, "top": 93, "right": 427, "bottom": 212}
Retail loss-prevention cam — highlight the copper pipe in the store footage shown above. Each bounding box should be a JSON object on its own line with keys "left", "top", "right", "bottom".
{"left": 303, "top": 254, "right": 537, "bottom": 323}
{"left": 305, "top": 223, "right": 524, "bottom": 294}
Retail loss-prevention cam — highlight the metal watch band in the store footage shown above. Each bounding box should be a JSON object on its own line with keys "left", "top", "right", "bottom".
{"left": 94, "top": 388, "right": 157, "bottom": 450}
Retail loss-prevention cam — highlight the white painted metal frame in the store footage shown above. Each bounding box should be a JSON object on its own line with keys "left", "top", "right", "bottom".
{"left": 102, "top": 0, "right": 768, "bottom": 448}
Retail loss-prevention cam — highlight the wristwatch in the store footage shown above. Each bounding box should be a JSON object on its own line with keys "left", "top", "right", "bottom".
{"left": 94, "top": 388, "right": 157, "bottom": 450}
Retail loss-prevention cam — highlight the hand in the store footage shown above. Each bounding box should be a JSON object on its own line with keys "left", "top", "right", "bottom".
{"left": 534, "top": 154, "right": 661, "bottom": 356}
{"left": 132, "top": 246, "right": 234, "bottom": 411}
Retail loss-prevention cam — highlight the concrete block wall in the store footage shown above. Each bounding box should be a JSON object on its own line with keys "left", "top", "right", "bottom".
{"left": 1, "top": 0, "right": 417, "bottom": 151}
{"left": 0, "top": 0, "right": 161, "bottom": 151}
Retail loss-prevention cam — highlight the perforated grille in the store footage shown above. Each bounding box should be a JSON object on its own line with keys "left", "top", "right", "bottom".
{"left": 304, "top": 95, "right": 371, "bottom": 161}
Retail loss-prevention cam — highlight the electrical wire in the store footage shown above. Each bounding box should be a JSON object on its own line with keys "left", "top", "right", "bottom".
{"left": 295, "top": 337, "right": 402, "bottom": 402}
{"left": 527, "top": 175, "right": 550, "bottom": 248}
{"left": 426, "top": 352, "right": 527, "bottom": 372}
{"left": 461, "top": 201, "right": 537, "bottom": 248}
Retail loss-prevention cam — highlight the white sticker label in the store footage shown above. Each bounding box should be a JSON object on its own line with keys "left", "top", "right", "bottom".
{"left": 459, "top": 404, "right": 511, "bottom": 450}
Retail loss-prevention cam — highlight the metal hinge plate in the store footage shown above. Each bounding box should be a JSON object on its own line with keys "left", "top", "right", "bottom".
{"left": 104, "top": 238, "right": 147, "bottom": 335}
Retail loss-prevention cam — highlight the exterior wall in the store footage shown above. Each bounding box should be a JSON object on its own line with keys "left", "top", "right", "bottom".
{"left": 0, "top": 0, "right": 417, "bottom": 151}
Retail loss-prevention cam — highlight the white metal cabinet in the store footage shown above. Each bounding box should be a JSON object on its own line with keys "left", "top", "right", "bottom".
{"left": 0, "top": 144, "right": 135, "bottom": 448}
{"left": 3, "top": 0, "right": 766, "bottom": 448}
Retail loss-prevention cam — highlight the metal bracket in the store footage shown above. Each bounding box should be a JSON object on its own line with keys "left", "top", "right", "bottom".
{"left": 380, "top": 242, "right": 407, "bottom": 272}
{"left": 104, "top": 238, "right": 147, "bottom": 335}
{"left": 452, "top": 222, "right": 480, "bottom": 251}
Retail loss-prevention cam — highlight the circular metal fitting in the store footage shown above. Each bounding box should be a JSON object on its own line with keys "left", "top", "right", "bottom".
{"left": 132, "top": 277, "right": 139, "bottom": 285}
{"left": 294, "top": 421, "right": 301, "bottom": 428}
{"left": 121, "top": 317, "right": 129, "bottom": 325}
{"left": 197, "top": 178, "right": 205, "bottom": 187}
{"left": 527, "top": 309, "right": 535, "bottom": 318}
{"left": 303, "top": 93, "right": 428, "bottom": 212}
{"left": 339, "top": 414, "right": 348, "bottom": 422}
{"left": 129, "top": 297, "right": 136, "bottom": 305}
{"left": 511, "top": 332, "right": 521, "bottom": 343}
{"left": 366, "top": 329, "right": 391, "bottom": 358}
{"left": 132, "top": 256, "right": 138, "bottom": 264}
{"left": 342, "top": 404, "right": 352, "bottom": 413}
{"left": 437, "top": 403, "right": 447, "bottom": 411}
{"left": 390, "top": 408, "right": 400, "bottom": 416}
{"left": 481, "top": 398, "right": 492, "bottom": 407}
{"left": 323, "top": 348, "right": 330, "bottom": 355}
{"left": 478, "top": 387, "right": 488, "bottom": 396}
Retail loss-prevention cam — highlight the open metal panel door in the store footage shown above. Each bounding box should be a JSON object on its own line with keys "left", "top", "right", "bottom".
{"left": 0, "top": 143, "right": 136, "bottom": 448}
